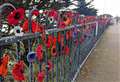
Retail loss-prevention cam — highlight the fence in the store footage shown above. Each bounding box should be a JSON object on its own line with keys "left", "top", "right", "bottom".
{"left": 0, "top": 3, "right": 111, "bottom": 82}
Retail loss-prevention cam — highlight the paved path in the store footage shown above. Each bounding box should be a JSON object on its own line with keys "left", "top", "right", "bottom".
{"left": 76, "top": 24, "right": 120, "bottom": 82}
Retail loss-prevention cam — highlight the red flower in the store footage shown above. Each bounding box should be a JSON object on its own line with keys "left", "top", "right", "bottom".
{"left": 48, "top": 10, "right": 58, "bottom": 20}
{"left": 66, "top": 11, "right": 73, "bottom": 17}
{"left": 66, "top": 31, "right": 70, "bottom": 40}
{"left": 7, "top": 8, "right": 25, "bottom": 25}
{"left": 22, "top": 20, "right": 44, "bottom": 33}
{"left": 64, "top": 17, "right": 72, "bottom": 26}
{"left": 48, "top": 35, "right": 53, "bottom": 45}
{"left": 47, "top": 60, "right": 53, "bottom": 72}
{"left": 36, "top": 44, "right": 43, "bottom": 61}
{"left": 57, "top": 32, "right": 61, "bottom": 43}
{"left": 51, "top": 45, "right": 57, "bottom": 57}
{"left": 46, "top": 35, "right": 52, "bottom": 48}
{"left": 12, "top": 60, "right": 25, "bottom": 81}
{"left": 37, "top": 71, "right": 45, "bottom": 82}
{"left": 52, "top": 37, "right": 57, "bottom": 45}
{"left": 32, "top": 10, "right": 39, "bottom": 16}
{"left": 69, "top": 30, "right": 72, "bottom": 38}
{"left": 46, "top": 40, "right": 51, "bottom": 48}
{"left": 61, "top": 35, "right": 64, "bottom": 46}
{"left": 59, "top": 21, "right": 66, "bottom": 28}
{"left": 65, "top": 45, "right": 70, "bottom": 56}
{"left": 0, "top": 54, "right": 10, "bottom": 77}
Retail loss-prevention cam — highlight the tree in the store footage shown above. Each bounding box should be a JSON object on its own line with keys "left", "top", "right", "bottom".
{"left": 75, "top": 0, "right": 97, "bottom": 16}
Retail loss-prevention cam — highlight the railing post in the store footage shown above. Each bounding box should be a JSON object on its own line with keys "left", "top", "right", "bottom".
{"left": 28, "top": 6, "right": 38, "bottom": 82}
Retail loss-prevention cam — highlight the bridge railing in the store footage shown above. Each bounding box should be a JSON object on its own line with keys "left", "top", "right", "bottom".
{"left": 0, "top": 2, "right": 112, "bottom": 82}
{"left": 0, "top": 20, "right": 110, "bottom": 82}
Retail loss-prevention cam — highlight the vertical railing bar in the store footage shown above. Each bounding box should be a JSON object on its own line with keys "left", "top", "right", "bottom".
{"left": 28, "top": 7, "right": 39, "bottom": 82}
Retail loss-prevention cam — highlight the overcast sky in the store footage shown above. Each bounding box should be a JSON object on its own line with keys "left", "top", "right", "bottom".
{"left": 93, "top": 0, "right": 120, "bottom": 17}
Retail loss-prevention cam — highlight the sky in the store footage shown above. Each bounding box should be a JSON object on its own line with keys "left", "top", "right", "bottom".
{"left": 93, "top": 0, "right": 120, "bottom": 17}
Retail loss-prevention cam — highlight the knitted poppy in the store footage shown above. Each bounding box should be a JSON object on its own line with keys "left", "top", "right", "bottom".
{"left": 64, "top": 45, "right": 70, "bottom": 56}
{"left": 37, "top": 71, "right": 45, "bottom": 82}
{"left": 0, "top": 54, "right": 10, "bottom": 77}
{"left": 52, "top": 37, "right": 57, "bottom": 45}
{"left": 51, "top": 45, "right": 57, "bottom": 57}
{"left": 12, "top": 60, "right": 25, "bottom": 81}
{"left": 57, "top": 32, "right": 61, "bottom": 43}
{"left": 36, "top": 44, "right": 43, "bottom": 61}
{"left": 46, "top": 40, "right": 51, "bottom": 49}
{"left": 47, "top": 60, "right": 53, "bottom": 72}
{"left": 22, "top": 20, "right": 44, "bottom": 33}
{"left": 61, "top": 35, "right": 64, "bottom": 46}
{"left": 59, "top": 21, "right": 66, "bottom": 28}
{"left": 48, "top": 9, "right": 58, "bottom": 20}
{"left": 66, "top": 31, "right": 70, "bottom": 40}
{"left": 7, "top": 8, "right": 25, "bottom": 25}
{"left": 66, "top": 11, "right": 73, "bottom": 17}
{"left": 48, "top": 35, "right": 53, "bottom": 45}
{"left": 32, "top": 10, "right": 39, "bottom": 16}
{"left": 64, "top": 17, "right": 72, "bottom": 26}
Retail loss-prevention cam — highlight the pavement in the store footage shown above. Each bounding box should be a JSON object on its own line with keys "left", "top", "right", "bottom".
{"left": 76, "top": 23, "right": 120, "bottom": 82}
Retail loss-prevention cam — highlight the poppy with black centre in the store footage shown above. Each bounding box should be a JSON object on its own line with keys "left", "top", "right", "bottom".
{"left": 7, "top": 8, "right": 25, "bottom": 26}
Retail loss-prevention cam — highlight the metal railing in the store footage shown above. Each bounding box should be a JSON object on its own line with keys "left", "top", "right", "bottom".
{"left": 0, "top": 21, "right": 110, "bottom": 82}
{"left": 0, "top": 3, "right": 111, "bottom": 82}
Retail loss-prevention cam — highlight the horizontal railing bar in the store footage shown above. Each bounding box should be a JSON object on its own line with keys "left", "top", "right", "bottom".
{"left": 0, "top": 22, "right": 96, "bottom": 46}
{"left": 45, "top": 21, "right": 96, "bottom": 34}
{"left": 0, "top": 32, "right": 40, "bottom": 46}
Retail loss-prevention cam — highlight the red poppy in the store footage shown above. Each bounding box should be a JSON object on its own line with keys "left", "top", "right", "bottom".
{"left": 46, "top": 40, "right": 51, "bottom": 49}
{"left": 36, "top": 44, "right": 43, "bottom": 61}
{"left": 48, "top": 9, "right": 58, "bottom": 20}
{"left": 46, "top": 35, "right": 52, "bottom": 48}
{"left": 37, "top": 71, "right": 45, "bottom": 82}
{"left": 12, "top": 60, "right": 25, "bottom": 81}
{"left": 66, "top": 31, "right": 70, "bottom": 40}
{"left": 32, "top": 10, "right": 39, "bottom": 16}
{"left": 65, "top": 45, "right": 70, "bottom": 56}
{"left": 59, "top": 21, "right": 66, "bottom": 28}
{"left": 7, "top": 8, "right": 25, "bottom": 25}
{"left": 47, "top": 60, "right": 53, "bottom": 72}
{"left": 64, "top": 17, "right": 72, "bottom": 26}
{"left": 52, "top": 37, "right": 57, "bottom": 45}
{"left": 22, "top": 19, "right": 44, "bottom": 33}
{"left": 69, "top": 30, "right": 72, "bottom": 39}
{"left": 57, "top": 32, "right": 61, "bottom": 43}
{"left": 66, "top": 11, "right": 73, "bottom": 17}
{"left": 61, "top": 35, "right": 64, "bottom": 46}
{"left": 0, "top": 54, "right": 10, "bottom": 77}
{"left": 48, "top": 35, "right": 53, "bottom": 45}
{"left": 51, "top": 45, "right": 57, "bottom": 57}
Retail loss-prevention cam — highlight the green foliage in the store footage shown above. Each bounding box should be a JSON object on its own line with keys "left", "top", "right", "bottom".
{"left": 76, "top": 0, "right": 97, "bottom": 16}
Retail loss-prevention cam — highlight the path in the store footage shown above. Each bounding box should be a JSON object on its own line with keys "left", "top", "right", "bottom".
{"left": 76, "top": 24, "right": 120, "bottom": 82}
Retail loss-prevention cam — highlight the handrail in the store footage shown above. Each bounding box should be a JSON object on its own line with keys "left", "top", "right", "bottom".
{"left": 0, "top": 22, "right": 97, "bottom": 46}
